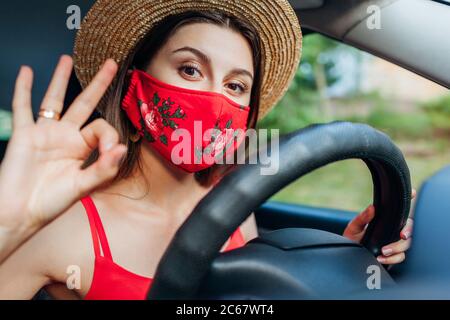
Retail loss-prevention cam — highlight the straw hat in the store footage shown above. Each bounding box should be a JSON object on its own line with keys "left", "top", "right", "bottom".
{"left": 73, "top": 0, "right": 302, "bottom": 120}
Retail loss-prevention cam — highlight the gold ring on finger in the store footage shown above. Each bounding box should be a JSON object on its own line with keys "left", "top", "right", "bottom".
{"left": 38, "top": 108, "right": 61, "bottom": 121}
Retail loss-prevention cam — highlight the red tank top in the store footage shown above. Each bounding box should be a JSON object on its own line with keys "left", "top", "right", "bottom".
{"left": 81, "top": 195, "right": 246, "bottom": 300}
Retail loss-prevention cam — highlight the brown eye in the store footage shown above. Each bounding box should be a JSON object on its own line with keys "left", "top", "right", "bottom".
{"left": 179, "top": 64, "right": 202, "bottom": 78}
{"left": 184, "top": 67, "right": 196, "bottom": 76}
{"left": 227, "top": 82, "right": 246, "bottom": 94}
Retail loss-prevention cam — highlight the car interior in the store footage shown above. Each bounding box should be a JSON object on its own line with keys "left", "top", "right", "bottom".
{"left": 1, "top": 0, "right": 449, "bottom": 299}
{"left": 257, "top": 0, "right": 450, "bottom": 240}
{"left": 249, "top": 0, "right": 450, "bottom": 299}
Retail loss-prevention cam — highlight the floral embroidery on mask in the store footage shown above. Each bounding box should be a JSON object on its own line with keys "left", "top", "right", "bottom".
{"left": 137, "top": 92, "right": 186, "bottom": 146}
{"left": 196, "top": 115, "right": 241, "bottom": 162}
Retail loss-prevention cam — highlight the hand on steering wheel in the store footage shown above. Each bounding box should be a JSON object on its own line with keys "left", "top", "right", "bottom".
{"left": 343, "top": 189, "right": 416, "bottom": 265}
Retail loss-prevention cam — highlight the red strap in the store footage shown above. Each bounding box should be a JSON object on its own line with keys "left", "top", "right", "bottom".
{"left": 81, "top": 196, "right": 113, "bottom": 260}
{"left": 223, "top": 227, "right": 246, "bottom": 252}
{"left": 81, "top": 195, "right": 244, "bottom": 259}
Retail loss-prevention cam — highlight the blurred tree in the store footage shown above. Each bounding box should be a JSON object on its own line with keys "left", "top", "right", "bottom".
{"left": 421, "top": 94, "right": 450, "bottom": 135}
{"left": 258, "top": 34, "right": 343, "bottom": 133}
{"left": 0, "top": 109, "right": 12, "bottom": 141}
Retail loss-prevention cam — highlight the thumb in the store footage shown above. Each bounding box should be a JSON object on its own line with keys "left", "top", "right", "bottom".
{"left": 75, "top": 144, "right": 127, "bottom": 197}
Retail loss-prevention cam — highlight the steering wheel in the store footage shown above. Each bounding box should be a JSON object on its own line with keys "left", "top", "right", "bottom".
{"left": 147, "top": 121, "right": 412, "bottom": 299}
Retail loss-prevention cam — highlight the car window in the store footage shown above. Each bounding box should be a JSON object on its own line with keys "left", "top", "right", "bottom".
{"left": 257, "top": 34, "right": 449, "bottom": 212}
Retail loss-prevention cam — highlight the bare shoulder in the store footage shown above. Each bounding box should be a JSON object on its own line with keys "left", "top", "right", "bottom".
{"left": 0, "top": 198, "right": 95, "bottom": 296}
{"left": 32, "top": 199, "right": 95, "bottom": 282}
{"left": 0, "top": 198, "right": 95, "bottom": 299}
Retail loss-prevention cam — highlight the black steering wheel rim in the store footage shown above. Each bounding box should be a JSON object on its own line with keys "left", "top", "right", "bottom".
{"left": 147, "top": 121, "right": 412, "bottom": 299}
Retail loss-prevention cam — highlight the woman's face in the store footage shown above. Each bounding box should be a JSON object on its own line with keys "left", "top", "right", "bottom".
{"left": 145, "top": 22, "right": 255, "bottom": 107}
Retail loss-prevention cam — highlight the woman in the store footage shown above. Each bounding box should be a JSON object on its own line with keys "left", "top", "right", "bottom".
{"left": 0, "top": 0, "right": 413, "bottom": 299}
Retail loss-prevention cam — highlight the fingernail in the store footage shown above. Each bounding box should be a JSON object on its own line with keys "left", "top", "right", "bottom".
{"left": 382, "top": 248, "right": 393, "bottom": 256}
{"left": 377, "top": 256, "right": 386, "bottom": 263}
{"left": 402, "top": 231, "right": 411, "bottom": 239}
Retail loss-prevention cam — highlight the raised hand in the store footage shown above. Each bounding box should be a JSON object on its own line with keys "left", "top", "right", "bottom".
{"left": 0, "top": 55, "right": 126, "bottom": 261}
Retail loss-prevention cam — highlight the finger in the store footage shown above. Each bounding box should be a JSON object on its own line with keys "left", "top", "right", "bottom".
{"left": 37, "top": 55, "right": 73, "bottom": 124}
{"left": 346, "top": 205, "right": 376, "bottom": 235}
{"left": 74, "top": 144, "right": 127, "bottom": 197}
{"left": 11, "top": 65, "right": 34, "bottom": 130}
{"left": 62, "top": 59, "right": 118, "bottom": 127}
{"left": 401, "top": 217, "right": 414, "bottom": 240}
{"left": 412, "top": 188, "right": 417, "bottom": 200}
{"left": 381, "top": 238, "right": 412, "bottom": 256}
{"left": 377, "top": 252, "right": 405, "bottom": 265}
{"left": 80, "top": 118, "right": 120, "bottom": 154}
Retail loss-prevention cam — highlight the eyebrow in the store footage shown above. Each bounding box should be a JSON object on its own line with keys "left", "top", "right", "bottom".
{"left": 171, "top": 46, "right": 254, "bottom": 80}
{"left": 229, "top": 68, "right": 254, "bottom": 81}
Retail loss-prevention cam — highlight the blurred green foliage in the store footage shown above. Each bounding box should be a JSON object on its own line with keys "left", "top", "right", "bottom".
{"left": 257, "top": 34, "right": 342, "bottom": 133}
{"left": 0, "top": 110, "right": 12, "bottom": 140}
{"left": 257, "top": 34, "right": 449, "bottom": 211}
{"left": 342, "top": 91, "right": 434, "bottom": 140}
{"left": 421, "top": 94, "right": 450, "bottom": 132}
{"left": 258, "top": 34, "right": 450, "bottom": 141}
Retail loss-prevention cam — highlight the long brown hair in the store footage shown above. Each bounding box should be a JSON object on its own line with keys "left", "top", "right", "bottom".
{"left": 85, "top": 10, "right": 263, "bottom": 188}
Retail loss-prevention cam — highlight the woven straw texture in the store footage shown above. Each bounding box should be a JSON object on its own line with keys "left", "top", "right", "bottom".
{"left": 73, "top": 0, "right": 302, "bottom": 120}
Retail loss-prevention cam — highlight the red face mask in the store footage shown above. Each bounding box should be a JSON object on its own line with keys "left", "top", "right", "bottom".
{"left": 121, "top": 69, "right": 250, "bottom": 173}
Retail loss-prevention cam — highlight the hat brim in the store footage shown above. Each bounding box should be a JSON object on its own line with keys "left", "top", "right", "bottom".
{"left": 73, "top": 0, "right": 302, "bottom": 120}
